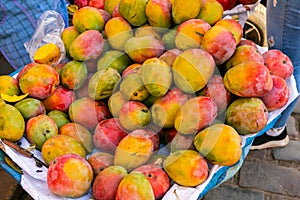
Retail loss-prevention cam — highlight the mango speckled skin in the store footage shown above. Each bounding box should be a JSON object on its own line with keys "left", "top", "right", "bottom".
{"left": 124, "top": 35, "right": 164, "bottom": 63}
{"left": 92, "top": 165, "right": 127, "bottom": 200}
{"left": 108, "top": 91, "right": 128, "bottom": 118}
{"left": 119, "top": 0, "right": 148, "bottom": 27}
{"left": 145, "top": 0, "right": 172, "bottom": 28}
{"left": 163, "top": 150, "right": 208, "bottom": 187}
{"left": 141, "top": 58, "right": 172, "bottom": 97}
{"left": 118, "top": 101, "right": 151, "bottom": 131}
{"left": 0, "top": 75, "right": 20, "bottom": 96}
{"left": 114, "top": 129, "right": 154, "bottom": 171}
{"left": 69, "top": 30, "right": 104, "bottom": 61}
{"left": 47, "top": 154, "right": 93, "bottom": 198}
{"left": 225, "top": 97, "right": 268, "bottom": 135}
{"left": 172, "top": 0, "right": 202, "bottom": 24}
{"left": 224, "top": 62, "right": 273, "bottom": 97}
{"left": 88, "top": 68, "right": 121, "bottom": 100}
{"left": 105, "top": 17, "right": 133, "bottom": 51}
{"left": 120, "top": 73, "right": 150, "bottom": 101}
{"left": 72, "top": 6, "right": 105, "bottom": 33}
{"left": 26, "top": 114, "right": 58, "bottom": 150}
{"left": 174, "top": 96, "right": 217, "bottom": 134}
{"left": 116, "top": 171, "right": 155, "bottom": 200}
{"left": 172, "top": 48, "right": 215, "bottom": 93}
{"left": 214, "top": 19, "right": 243, "bottom": 44}
{"left": 194, "top": 124, "right": 242, "bottom": 166}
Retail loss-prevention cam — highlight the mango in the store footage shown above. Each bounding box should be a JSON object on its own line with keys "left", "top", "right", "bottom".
{"left": 61, "top": 26, "right": 80, "bottom": 57}
{"left": 261, "top": 75, "right": 290, "bottom": 111}
{"left": 196, "top": 0, "right": 223, "bottom": 25}
{"left": 145, "top": 0, "right": 172, "bottom": 28}
{"left": 120, "top": 73, "right": 150, "bottom": 101}
{"left": 174, "top": 96, "right": 217, "bottom": 134}
{"left": 119, "top": 101, "right": 151, "bottom": 131}
{"left": 119, "top": 0, "right": 148, "bottom": 26}
{"left": 151, "top": 87, "right": 190, "bottom": 128}
{"left": 124, "top": 35, "right": 164, "bottom": 63}
{"left": 33, "top": 43, "right": 60, "bottom": 65}
{"left": 47, "top": 154, "right": 93, "bottom": 198}
{"left": 41, "top": 134, "right": 86, "bottom": 165}
{"left": 170, "top": 132, "right": 195, "bottom": 152}
{"left": 105, "top": 0, "right": 121, "bottom": 16}
{"left": 141, "top": 58, "right": 172, "bottom": 97}
{"left": 19, "top": 64, "right": 60, "bottom": 100}
{"left": 92, "top": 165, "right": 128, "bottom": 200}
{"left": 87, "top": 151, "right": 114, "bottom": 175}
{"left": 224, "top": 45, "right": 264, "bottom": 71}
{"left": 161, "top": 26, "right": 178, "bottom": 50}
{"left": 175, "top": 19, "right": 211, "bottom": 50}
{"left": 201, "top": 25, "right": 236, "bottom": 65}
{"left": 172, "top": 48, "right": 215, "bottom": 93}
{"left": 108, "top": 91, "right": 128, "bottom": 117}
{"left": 114, "top": 129, "right": 154, "bottom": 171}
{"left": 172, "top": 0, "right": 202, "bottom": 24}
{"left": 122, "top": 63, "right": 142, "bottom": 78}
{"left": 14, "top": 98, "right": 46, "bottom": 120}
{"left": 133, "top": 164, "right": 170, "bottom": 199}
{"left": 214, "top": 19, "right": 243, "bottom": 44}
{"left": 197, "top": 75, "right": 231, "bottom": 114}
{"left": 224, "top": 62, "right": 273, "bottom": 97}
{"left": 60, "top": 122, "right": 94, "bottom": 153}
{"left": 116, "top": 171, "right": 155, "bottom": 200}
{"left": 60, "top": 61, "right": 88, "bottom": 90}
{"left": 163, "top": 150, "right": 208, "bottom": 186}
{"left": 194, "top": 124, "right": 242, "bottom": 166}
{"left": 93, "top": 118, "right": 128, "bottom": 153}
{"left": 0, "top": 75, "right": 20, "bottom": 96}
{"left": 26, "top": 114, "right": 58, "bottom": 150}
{"left": 159, "top": 48, "right": 182, "bottom": 66}
{"left": 88, "top": 67, "right": 121, "bottom": 100}
{"left": 69, "top": 30, "right": 104, "bottom": 61}
{"left": 42, "top": 86, "right": 76, "bottom": 112}
{"left": 97, "top": 50, "right": 132, "bottom": 74}
{"left": 68, "top": 97, "right": 111, "bottom": 131}
{"left": 72, "top": 6, "right": 105, "bottom": 33}
{"left": 47, "top": 110, "right": 70, "bottom": 129}
{"left": 0, "top": 104, "right": 25, "bottom": 142}
{"left": 105, "top": 17, "right": 134, "bottom": 51}
{"left": 225, "top": 97, "right": 268, "bottom": 135}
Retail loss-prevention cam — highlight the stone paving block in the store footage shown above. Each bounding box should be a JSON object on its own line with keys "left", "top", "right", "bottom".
{"left": 203, "top": 184, "right": 264, "bottom": 200}
{"left": 272, "top": 140, "right": 300, "bottom": 162}
{"left": 239, "top": 160, "right": 300, "bottom": 197}
{"left": 287, "top": 116, "right": 299, "bottom": 137}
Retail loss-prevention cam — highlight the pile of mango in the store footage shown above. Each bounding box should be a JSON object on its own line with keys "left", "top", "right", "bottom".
{"left": 0, "top": 0, "right": 294, "bottom": 199}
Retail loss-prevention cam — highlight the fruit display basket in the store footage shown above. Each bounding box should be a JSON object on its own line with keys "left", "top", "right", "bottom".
{"left": 0, "top": 1, "right": 299, "bottom": 199}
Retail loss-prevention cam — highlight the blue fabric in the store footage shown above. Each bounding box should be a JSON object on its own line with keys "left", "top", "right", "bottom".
{"left": 0, "top": 0, "right": 69, "bottom": 70}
